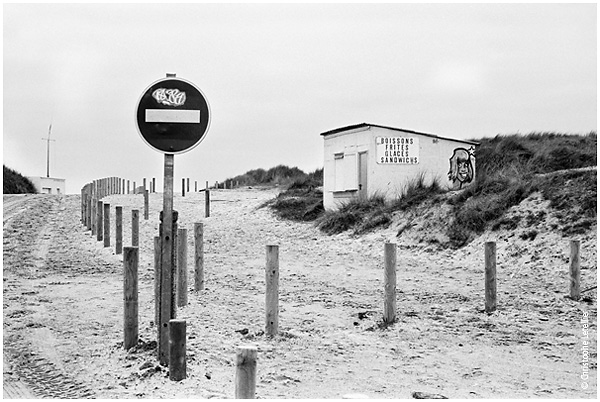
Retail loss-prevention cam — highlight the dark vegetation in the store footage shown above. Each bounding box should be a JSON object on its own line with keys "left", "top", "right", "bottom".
{"left": 3, "top": 165, "right": 37, "bottom": 194}
{"left": 219, "top": 165, "right": 322, "bottom": 189}
{"left": 259, "top": 132, "right": 596, "bottom": 247}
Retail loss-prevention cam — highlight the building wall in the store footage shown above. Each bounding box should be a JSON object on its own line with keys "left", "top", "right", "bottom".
{"left": 27, "top": 176, "right": 66, "bottom": 194}
{"left": 323, "top": 126, "right": 476, "bottom": 210}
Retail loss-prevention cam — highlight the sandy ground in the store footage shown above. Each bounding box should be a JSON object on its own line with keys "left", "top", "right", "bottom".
{"left": 2, "top": 188, "right": 597, "bottom": 399}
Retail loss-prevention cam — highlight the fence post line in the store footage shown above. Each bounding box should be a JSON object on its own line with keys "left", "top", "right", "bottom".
{"left": 569, "top": 240, "right": 581, "bottom": 300}
{"left": 123, "top": 246, "right": 139, "bottom": 350}
{"left": 235, "top": 346, "right": 257, "bottom": 399}
{"left": 103, "top": 203, "right": 111, "bottom": 247}
{"left": 96, "top": 200, "right": 103, "bottom": 241}
{"left": 169, "top": 319, "right": 187, "bottom": 381}
{"left": 116, "top": 206, "right": 123, "bottom": 254}
{"left": 194, "top": 222, "right": 204, "bottom": 291}
{"left": 265, "top": 245, "right": 279, "bottom": 337}
{"left": 132, "top": 209, "right": 139, "bottom": 247}
{"left": 144, "top": 190, "right": 149, "bottom": 220}
{"left": 485, "top": 241, "right": 497, "bottom": 313}
{"left": 177, "top": 228, "right": 188, "bottom": 307}
{"left": 384, "top": 242, "right": 397, "bottom": 324}
{"left": 154, "top": 236, "right": 161, "bottom": 326}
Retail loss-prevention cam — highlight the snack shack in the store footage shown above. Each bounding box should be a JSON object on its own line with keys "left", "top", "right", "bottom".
{"left": 321, "top": 123, "right": 478, "bottom": 210}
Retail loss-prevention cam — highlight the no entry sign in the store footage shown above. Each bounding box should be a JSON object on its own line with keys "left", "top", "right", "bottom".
{"left": 136, "top": 77, "right": 211, "bottom": 154}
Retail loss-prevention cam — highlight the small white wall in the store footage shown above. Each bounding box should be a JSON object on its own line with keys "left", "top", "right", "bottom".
{"left": 322, "top": 125, "right": 477, "bottom": 210}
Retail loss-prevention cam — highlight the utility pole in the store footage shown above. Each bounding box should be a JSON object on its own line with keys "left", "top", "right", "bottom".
{"left": 42, "top": 124, "right": 55, "bottom": 178}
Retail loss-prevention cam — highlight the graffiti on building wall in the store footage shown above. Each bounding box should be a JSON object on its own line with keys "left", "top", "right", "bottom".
{"left": 448, "top": 147, "right": 475, "bottom": 190}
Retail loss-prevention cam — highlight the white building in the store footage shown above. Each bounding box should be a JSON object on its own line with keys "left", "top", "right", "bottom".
{"left": 27, "top": 176, "right": 66, "bottom": 194}
{"left": 321, "top": 123, "right": 478, "bottom": 210}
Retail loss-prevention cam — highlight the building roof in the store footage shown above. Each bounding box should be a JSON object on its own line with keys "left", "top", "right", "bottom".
{"left": 320, "top": 123, "right": 480, "bottom": 146}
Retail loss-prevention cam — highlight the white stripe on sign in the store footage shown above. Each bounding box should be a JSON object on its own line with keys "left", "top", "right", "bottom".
{"left": 145, "top": 109, "right": 200, "bottom": 123}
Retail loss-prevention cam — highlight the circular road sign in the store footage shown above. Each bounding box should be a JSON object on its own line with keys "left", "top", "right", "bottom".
{"left": 136, "top": 77, "right": 211, "bottom": 154}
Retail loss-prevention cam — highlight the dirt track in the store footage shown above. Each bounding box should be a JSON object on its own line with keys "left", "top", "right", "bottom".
{"left": 3, "top": 190, "right": 597, "bottom": 398}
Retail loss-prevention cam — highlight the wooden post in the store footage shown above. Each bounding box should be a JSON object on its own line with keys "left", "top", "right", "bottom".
{"left": 569, "top": 240, "right": 581, "bottom": 300}
{"left": 186, "top": 178, "right": 190, "bottom": 193}
{"left": 265, "top": 245, "right": 279, "bottom": 337}
{"left": 195, "top": 181, "right": 197, "bottom": 192}
{"left": 383, "top": 242, "right": 397, "bottom": 324}
{"left": 154, "top": 236, "right": 161, "bottom": 326}
{"left": 96, "top": 200, "right": 103, "bottom": 241}
{"left": 143, "top": 178, "right": 147, "bottom": 192}
{"left": 144, "top": 190, "right": 149, "bottom": 220}
{"left": 194, "top": 223, "right": 204, "bottom": 291}
{"left": 103, "top": 203, "right": 110, "bottom": 247}
{"left": 153, "top": 178, "right": 156, "bottom": 193}
{"left": 127, "top": 180, "right": 130, "bottom": 194}
{"left": 132, "top": 209, "right": 139, "bottom": 247}
{"left": 169, "top": 319, "right": 187, "bottom": 381}
{"left": 205, "top": 188, "right": 210, "bottom": 218}
{"left": 485, "top": 241, "right": 497, "bottom": 313}
{"left": 182, "top": 177, "right": 185, "bottom": 197}
{"left": 123, "top": 247, "right": 139, "bottom": 350}
{"left": 235, "top": 346, "right": 257, "bottom": 399}
{"left": 159, "top": 153, "right": 175, "bottom": 366}
{"left": 177, "top": 228, "right": 188, "bottom": 307}
{"left": 116, "top": 206, "right": 123, "bottom": 254}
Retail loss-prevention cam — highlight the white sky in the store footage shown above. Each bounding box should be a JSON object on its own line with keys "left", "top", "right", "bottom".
{"left": 3, "top": 2, "right": 597, "bottom": 194}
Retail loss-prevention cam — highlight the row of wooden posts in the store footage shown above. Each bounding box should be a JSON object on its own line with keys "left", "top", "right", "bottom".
{"left": 79, "top": 181, "right": 586, "bottom": 396}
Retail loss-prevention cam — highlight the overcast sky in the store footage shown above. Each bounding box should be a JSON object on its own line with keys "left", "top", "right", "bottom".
{"left": 3, "top": 3, "right": 597, "bottom": 194}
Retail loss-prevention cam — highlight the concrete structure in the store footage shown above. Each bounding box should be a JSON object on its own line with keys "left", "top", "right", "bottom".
{"left": 27, "top": 176, "right": 66, "bottom": 194}
{"left": 321, "top": 123, "right": 478, "bottom": 210}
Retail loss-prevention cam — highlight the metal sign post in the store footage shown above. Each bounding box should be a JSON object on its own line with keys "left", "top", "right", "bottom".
{"left": 136, "top": 73, "right": 211, "bottom": 365}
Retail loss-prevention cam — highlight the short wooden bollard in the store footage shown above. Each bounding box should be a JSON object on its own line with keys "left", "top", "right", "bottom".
{"left": 177, "top": 228, "right": 188, "bottom": 307}
{"left": 186, "top": 178, "right": 190, "bottom": 193}
{"left": 265, "top": 245, "right": 279, "bottom": 337}
{"left": 194, "top": 223, "right": 204, "bottom": 291}
{"left": 123, "top": 247, "right": 139, "bottom": 350}
{"left": 169, "top": 319, "right": 187, "bottom": 381}
{"left": 144, "top": 190, "right": 149, "bottom": 220}
{"left": 569, "top": 240, "right": 581, "bottom": 300}
{"left": 116, "top": 206, "right": 123, "bottom": 254}
{"left": 383, "top": 242, "right": 397, "bottom": 324}
{"left": 103, "top": 203, "right": 111, "bottom": 247}
{"left": 132, "top": 209, "right": 139, "bottom": 247}
{"left": 152, "top": 178, "right": 156, "bottom": 193}
{"left": 154, "top": 236, "right": 161, "bottom": 326}
{"left": 485, "top": 241, "right": 497, "bottom": 313}
{"left": 96, "top": 200, "right": 103, "bottom": 241}
{"left": 182, "top": 178, "right": 185, "bottom": 197}
{"left": 235, "top": 346, "right": 257, "bottom": 399}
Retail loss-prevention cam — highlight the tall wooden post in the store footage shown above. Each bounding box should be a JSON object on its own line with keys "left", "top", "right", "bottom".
{"left": 144, "top": 190, "right": 149, "bottom": 220}
{"left": 177, "top": 228, "right": 188, "bottom": 307}
{"left": 265, "top": 245, "right": 279, "bottom": 337}
{"left": 103, "top": 203, "right": 110, "bottom": 247}
{"left": 153, "top": 178, "right": 156, "bottom": 193}
{"left": 127, "top": 180, "right": 130, "bottom": 194}
{"left": 235, "top": 346, "right": 257, "bottom": 399}
{"left": 186, "top": 178, "right": 190, "bottom": 193}
{"left": 116, "top": 206, "right": 123, "bottom": 254}
{"left": 485, "top": 241, "right": 497, "bottom": 313}
{"left": 205, "top": 183, "right": 210, "bottom": 218}
{"left": 195, "top": 181, "right": 197, "bottom": 192}
{"left": 132, "top": 210, "right": 139, "bottom": 247}
{"left": 569, "top": 240, "right": 581, "bottom": 300}
{"left": 96, "top": 200, "right": 103, "bottom": 241}
{"left": 182, "top": 178, "right": 185, "bottom": 197}
{"left": 194, "top": 223, "right": 204, "bottom": 291}
{"left": 143, "top": 178, "right": 147, "bottom": 192}
{"left": 159, "top": 153, "right": 175, "bottom": 366}
{"left": 123, "top": 247, "right": 139, "bottom": 350}
{"left": 384, "top": 242, "right": 397, "bottom": 324}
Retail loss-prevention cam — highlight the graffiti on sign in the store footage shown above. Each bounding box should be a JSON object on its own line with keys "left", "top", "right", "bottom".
{"left": 448, "top": 147, "right": 475, "bottom": 190}
{"left": 376, "top": 137, "right": 420, "bottom": 164}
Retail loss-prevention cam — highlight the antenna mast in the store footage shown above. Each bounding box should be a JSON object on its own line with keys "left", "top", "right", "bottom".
{"left": 42, "top": 124, "right": 55, "bottom": 178}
